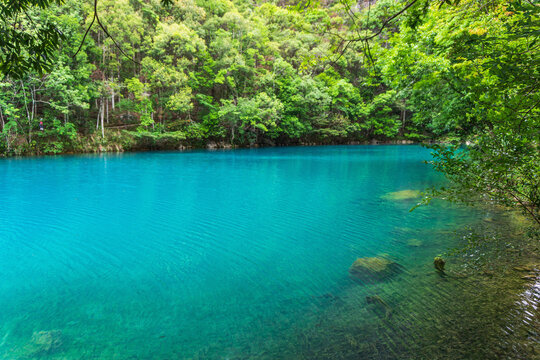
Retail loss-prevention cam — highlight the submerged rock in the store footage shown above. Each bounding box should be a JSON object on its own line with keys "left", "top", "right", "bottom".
{"left": 407, "top": 239, "right": 423, "bottom": 247}
{"left": 382, "top": 189, "right": 421, "bottom": 201}
{"left": 349, "top": 257, "right": 401, "bottom": 281}
{"left": 482, "top": 270, "right": 495, "bottom": 278}
{"left": 313, "top": 293, "right": 345, "bottom": 305}
{"left": 366, "top": 295, "right": 392, "bottom": 318}
{"left": 366, "top": 295, "right": 389, "bottom": 307}
{"left": 513, "top": 263, "right": 539, "bottom": 282}
{"left": 513, "top": 264, "right": 538, "bottom": 272}
{"left": 434, "top": 257, "right": 446, "bottom": 272}
{"left": 513, "top": 266, "right": 533, "bottom": 272}
{"left": 27, "top": 330, "right": 62, "bottom": 354}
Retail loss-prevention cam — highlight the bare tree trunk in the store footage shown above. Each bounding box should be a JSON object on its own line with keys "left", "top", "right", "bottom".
{"left": 0, "top": 105, "right": 4, "bottom": 131}
{"left": 111, "top": 85, "right": 115, "bottom": 110}
{"left": 2, "top": 101, "right": 10, "bottom": 152}
{"left": 401, "top": 108, "right": 406, "bottom": 133}
{"left": 106, "top": 98, "right": 109, "bottom": 124}
{"left": 96, "top": 98, "right": 100, "bottom": 130}
{"left": 30, "top": 84, "right": 37, "bottom": 143}
{"left": 20, "top": 80, "right": 32, "bottom": 143}
{"left": 101, "top": 99, "right": 105, "bottom": 138}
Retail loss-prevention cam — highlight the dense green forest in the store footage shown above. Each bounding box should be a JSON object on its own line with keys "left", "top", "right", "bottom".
{"left": 0, "top": 0, "right": 531, "bottom": 150}
{"left": 1, "top": 0, "right": 428, "bottom": 154}
{"left": 1, "top": 0, "right": 539, "bottom": 221}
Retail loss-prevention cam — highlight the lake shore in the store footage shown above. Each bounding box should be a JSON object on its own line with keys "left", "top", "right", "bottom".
{"left": 0, "top": 129, "right": 433, "bottom": 157}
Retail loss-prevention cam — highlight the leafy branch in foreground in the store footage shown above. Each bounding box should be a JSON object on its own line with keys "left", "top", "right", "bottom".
{"left": 385, "top": 0, "right": 539, "bottom": 225}
{"left": 425, "top": 142, "right": 539, "bottom": 225}
{"left": 0, "top": 0, "right": 174, "bottom": 78}
{"left": 0, "top": 0, "right": 65, "bottom": 77}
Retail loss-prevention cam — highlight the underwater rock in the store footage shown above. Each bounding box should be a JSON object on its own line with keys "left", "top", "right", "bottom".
{"left": 366, "top": 295, "right": 389, "bottom": 307}
{"left": 482, "top": 270, "right": 495, "bottom": 277}
{"left": 513, "top": 266, "right": 532, "bottom": 272}
{"left": 27, "top": 330, "right": 62, "bottom": 354}
{"left": 349, "top": 257, "right": 401, "bottom": 281}
{"left": 513, "top": 263, "right": 539, "bottom": 282}
{"left": 407, "top": 239, "right": 423, "bottom": 247}
{"left": 434, "top": 257, "right": 446, "bottom": 272}
{"left": 366, "top": 295, "right": 392, "bottom": 318}
{"left": 513, "top": 265, "right": 537, "bottom": 272}
{"left": 313, "top": 293, "right": 345, "bottom": 305}
{"left": 382, "top": 189, "right": 421, "bottom": 201}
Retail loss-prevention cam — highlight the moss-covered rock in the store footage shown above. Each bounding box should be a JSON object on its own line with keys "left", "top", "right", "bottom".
{"left": 434, "top": 257, "right": 446, "bottom": 272}
{"left": 407, "top": 239, "right": 423, "bottom": 247}
{"left": 26, "top": 330, "right": 62, "bottom": 355}
{"left": 513, "top": 265, "right": 534, "bottom": 272}
{"left": 366, "top": 295, "right": 392, "bottom": 318}
{"left": 382, "top": 189, "right": 421, "bottom": 201}
{"left": 349, "top": 257, "right": 401, "bottom": 281}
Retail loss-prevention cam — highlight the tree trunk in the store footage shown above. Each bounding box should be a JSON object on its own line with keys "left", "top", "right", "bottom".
{"left": 401, "top": 108, "right": 406, "bottom": 133}
{"left": 0, "top": 105, "right": 4, "bottom": 132}
{"left": 96, "top": 98, "right": 100, "bottom": 130}
{"left": 20, "top": 80, "right": 32, "bottom": 143}
{"left": 101, "top": 98, "right": 105, "bottom": 138}
{"left": 111, "top": 87, "right": 115, "bottom": 110}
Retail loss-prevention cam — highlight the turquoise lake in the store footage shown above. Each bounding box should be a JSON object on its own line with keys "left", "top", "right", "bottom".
{"left": 0, "top": 145, "right": 537, "bottom": 359}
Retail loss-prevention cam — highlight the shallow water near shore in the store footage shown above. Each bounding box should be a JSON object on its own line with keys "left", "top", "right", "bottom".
{"left": 0, "top": 145, "right": 537, "bottom": 359}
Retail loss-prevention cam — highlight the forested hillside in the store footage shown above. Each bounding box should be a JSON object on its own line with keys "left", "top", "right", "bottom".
{"left": 1, "top": 0, "right": 417, "bottom": 154}
{"left": 0, "top": 0, "right": 537, "bottom": 165}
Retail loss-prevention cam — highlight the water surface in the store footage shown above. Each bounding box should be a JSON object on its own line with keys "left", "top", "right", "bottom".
{"left": 0, "top": 145, "right": 536, "bottom": 359}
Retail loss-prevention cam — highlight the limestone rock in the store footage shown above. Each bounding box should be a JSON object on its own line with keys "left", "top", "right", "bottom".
{"left": 434, "top": 257, "right": 446, "bottom": 272}
{"left": 349, "top": 257, "right": 401, "bottom": 281}
{"left": 407, "top": 239, "right": 423, "bottom": 247}
{"left": 27, "top": 330, "right": 62, "bottom": 354}
{"left": 382, "top": 189, "right": 421, "bottom": 201}
{"left": 366, "top": 295, "right": 392, "bottom": 318}
{"left": 513, "top": 264, "right": 539, "bottom": 272}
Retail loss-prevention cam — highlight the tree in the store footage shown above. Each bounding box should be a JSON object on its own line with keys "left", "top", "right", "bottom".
{"left": 125, "top": 77, "right": 154, "bottom": 131}
{"left": 379, "top": 0, "right": 539, "bottom": 224}
{"left": 0, "top": 0, "right": 173, "bottom": 77}
{"left": 0, "top": 0, "right": 65, "bottom": 77}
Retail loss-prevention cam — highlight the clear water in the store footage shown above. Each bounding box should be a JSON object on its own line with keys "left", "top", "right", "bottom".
{"left": 0, "top": 145, "right": 537, "bottom": 359}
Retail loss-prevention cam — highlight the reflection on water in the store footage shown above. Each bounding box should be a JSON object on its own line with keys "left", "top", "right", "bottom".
{"left": 0, "top": 145, "right": 537, "bottom": 359}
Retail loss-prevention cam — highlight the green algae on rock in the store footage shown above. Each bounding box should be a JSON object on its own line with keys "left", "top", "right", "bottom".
{"left": 407, "top": 239, "right": 423, "bottom": 247}
{"left": 434, "top": 257, "right": 446, "bottom": 272}
{"left": 349, "top": 257, "right": 401, "bottom": 281}
{"left": 26, "top": 330, "right": 62, "bottom": 355}
{"left": 366, "top": 295, "right": 393, "bottom": 319}
{"left": 382, "top": 189, "right": 422, "bottom": 201}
